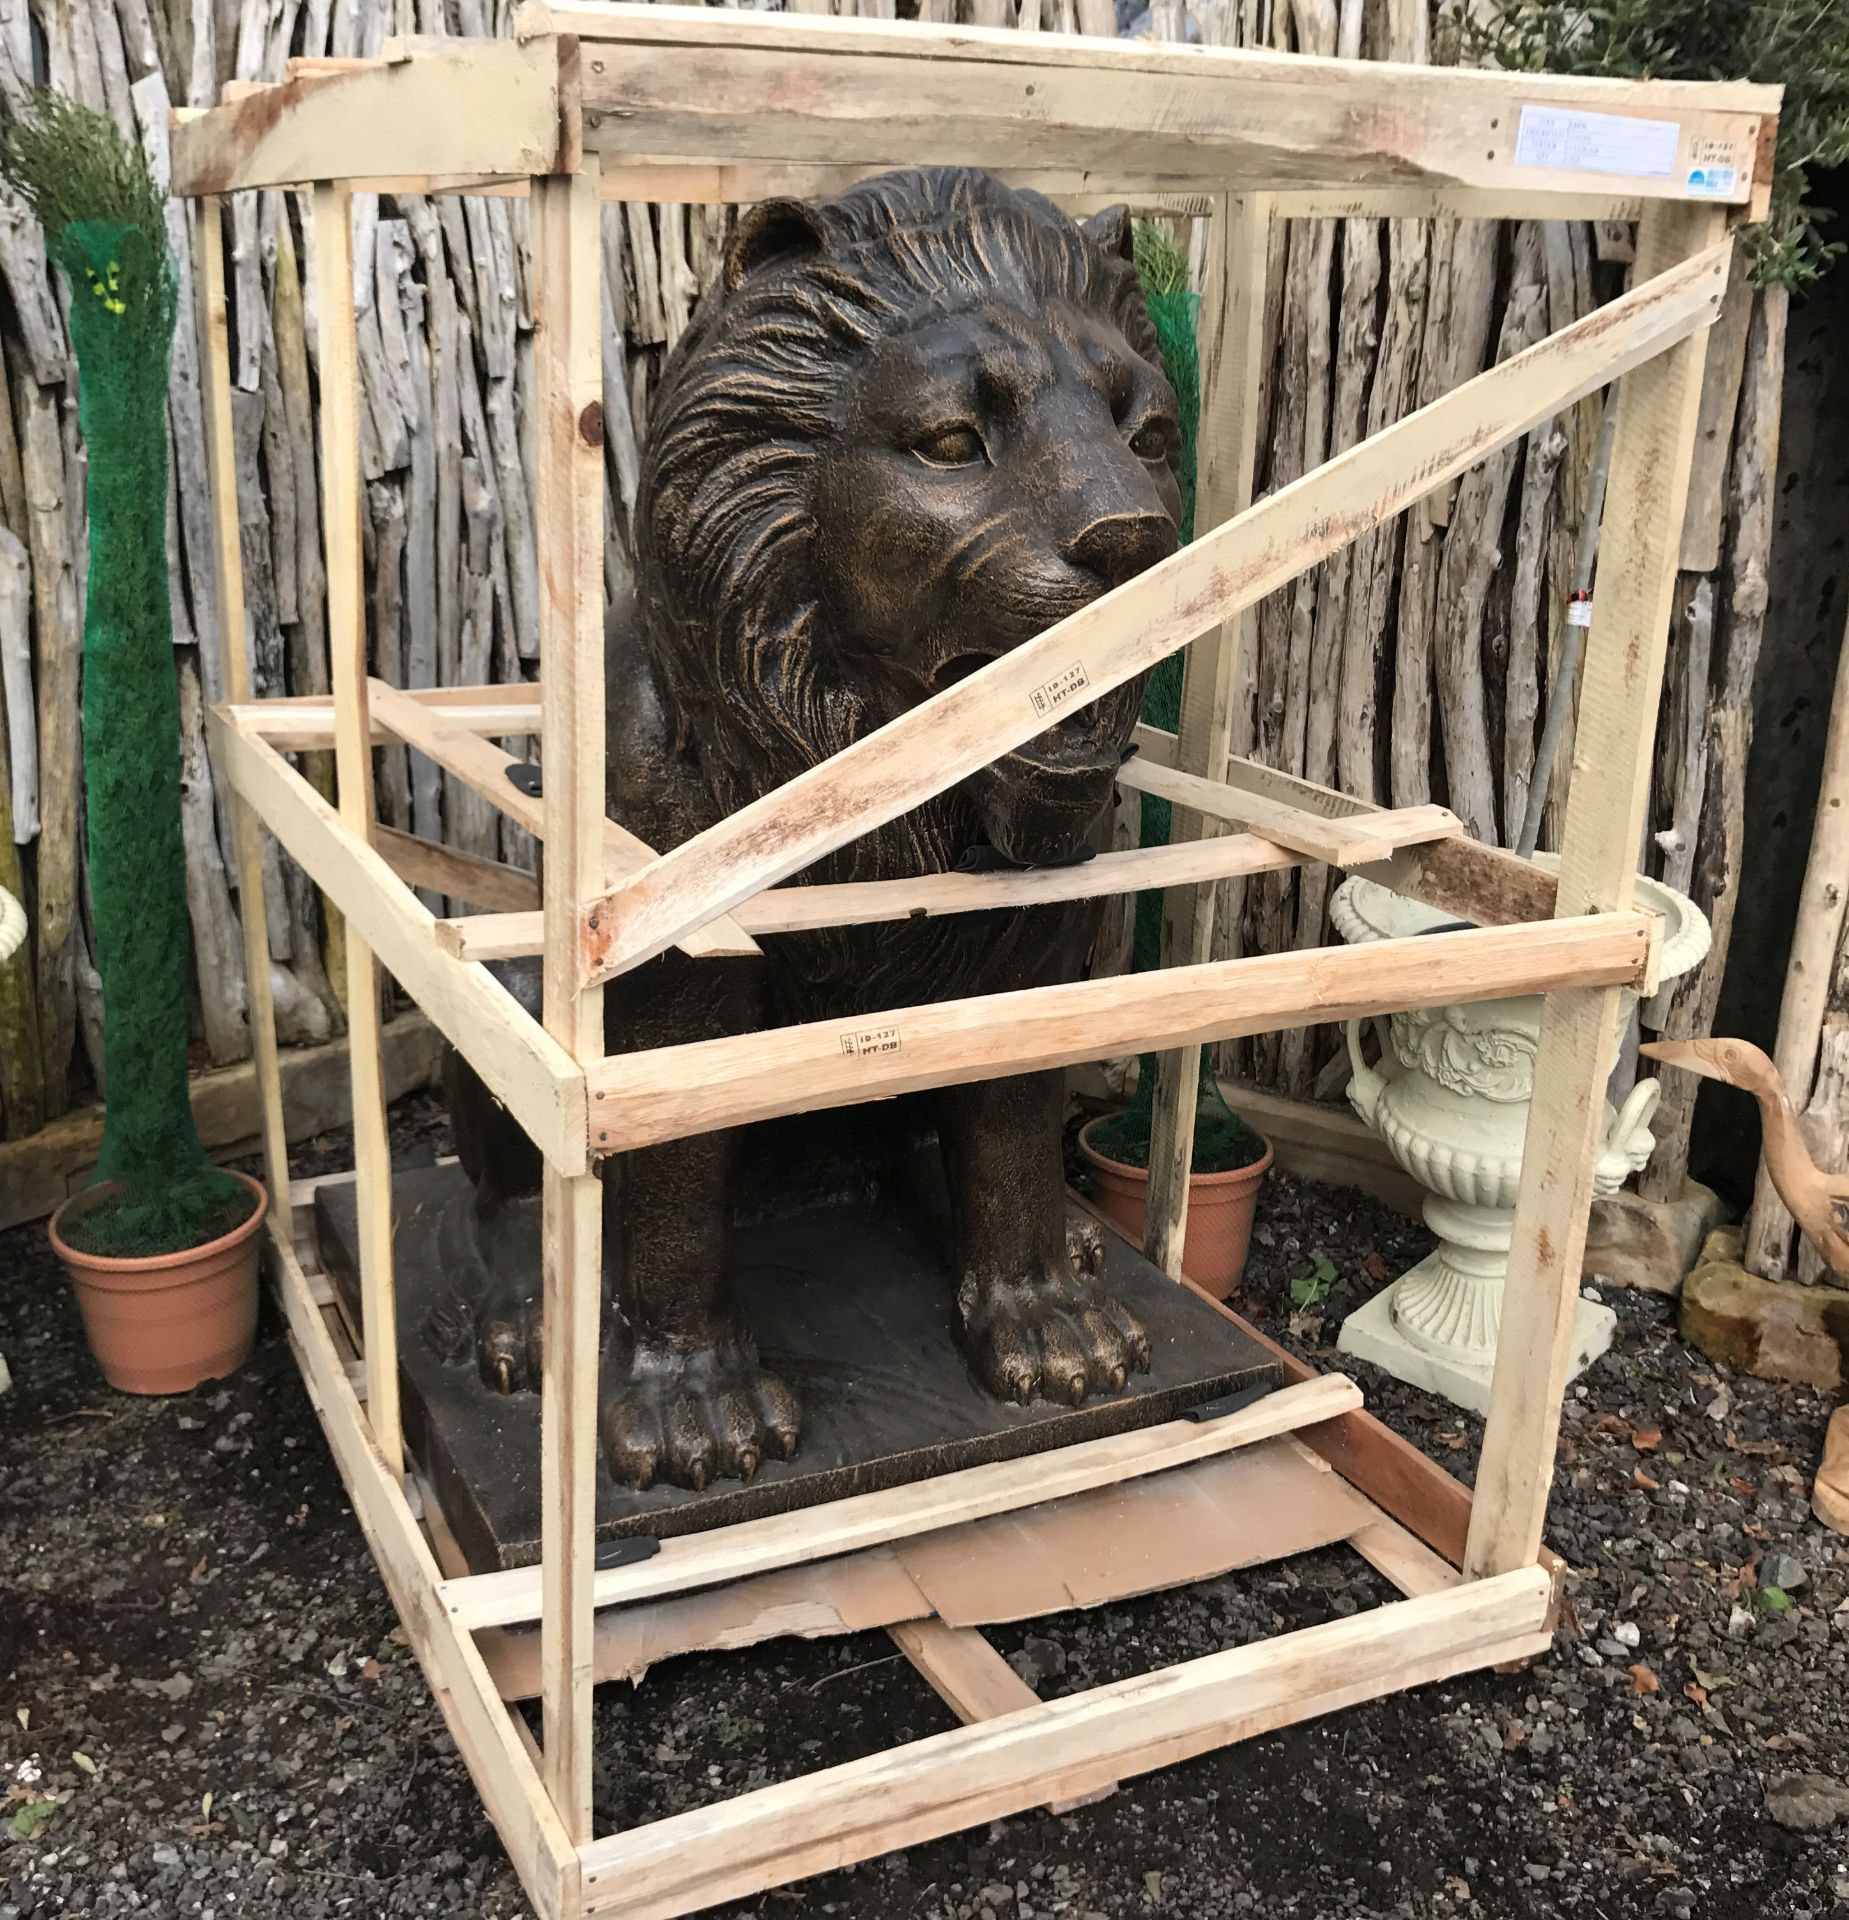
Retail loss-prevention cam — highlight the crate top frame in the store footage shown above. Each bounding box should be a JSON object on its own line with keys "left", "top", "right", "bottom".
{"left": 169, "top": 0, "right": 1781, "bottom": 218}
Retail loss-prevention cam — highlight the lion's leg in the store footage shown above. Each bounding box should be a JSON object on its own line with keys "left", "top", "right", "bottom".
{"left": 937, "top": 1070, "right": 1150, "bottom": 1406}
{"left": 598, "top": 953, "right": 802, "bottom": 1492}
{"left": 441, "top": 990, "right": 551, "bottom": 1396}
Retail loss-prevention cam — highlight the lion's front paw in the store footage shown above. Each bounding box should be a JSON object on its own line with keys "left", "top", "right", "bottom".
{"left": 960, "top": 1263, "right": 1151, "bottom": 1407}
{"left": 600, "top": 1341, "right": 801, "bottom": 1492}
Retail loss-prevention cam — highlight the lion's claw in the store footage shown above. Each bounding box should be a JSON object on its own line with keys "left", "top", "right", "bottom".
{"left": 601, "top": 1342, "right": 801, "bottom": 1492}
{"left": 476, "top": 1291, "right": 543, "bottom": 1395}
{"left": 1065, "top": 1216, "right": 1107, "bottom": 1280}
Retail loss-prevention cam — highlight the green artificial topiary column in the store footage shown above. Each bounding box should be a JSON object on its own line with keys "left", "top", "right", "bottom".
{"left": 2, "top": 97, "right": 245, "bottom": 1255}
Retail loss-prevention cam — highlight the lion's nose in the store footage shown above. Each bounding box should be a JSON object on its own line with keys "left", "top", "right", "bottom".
{"left": 1062, "top": 511, "right": 1178, "bottom": 590}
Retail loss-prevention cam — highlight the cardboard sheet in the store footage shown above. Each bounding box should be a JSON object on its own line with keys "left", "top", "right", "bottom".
{"left": 480, "top": 1438, "right": 1380, "bottom": 1697}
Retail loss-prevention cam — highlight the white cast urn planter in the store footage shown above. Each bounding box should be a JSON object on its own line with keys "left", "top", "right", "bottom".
{"left": 1329, "top": 858, "right": 1711, "bottom": 1414}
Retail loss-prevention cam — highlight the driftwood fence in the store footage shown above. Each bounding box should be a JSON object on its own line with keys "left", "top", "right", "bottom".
{"left": 0, "top": 0, "right": 1789, "bottom": 1210}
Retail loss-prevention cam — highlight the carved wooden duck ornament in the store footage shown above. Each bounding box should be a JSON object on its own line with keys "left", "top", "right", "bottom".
{"left": 1640, "top": 1036, "right": 1849, "bottom": 1282}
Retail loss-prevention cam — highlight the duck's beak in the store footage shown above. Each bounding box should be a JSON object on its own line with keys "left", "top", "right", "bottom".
{"left": 1639, "top": 1039, "right": 1725, "bottom": 1083}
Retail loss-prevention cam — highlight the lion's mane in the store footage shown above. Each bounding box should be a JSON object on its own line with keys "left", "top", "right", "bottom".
{"left": 632, "top": 167, "right": 1162, "bottom": 880}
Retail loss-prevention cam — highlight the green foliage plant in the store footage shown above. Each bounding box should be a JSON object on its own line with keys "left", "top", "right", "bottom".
{"left": 1461, "top": 0, "right": 1849, "bottom": 287}
{"left": 1, "top": 95, "right": 246, "bottom": 1255}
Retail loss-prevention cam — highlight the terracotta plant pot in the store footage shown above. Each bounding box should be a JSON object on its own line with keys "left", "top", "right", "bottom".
{"left": 49, "top": 1172, "right": 267, "bottom": 1395}
{"left": 1077, "top": 1118, "right": 1273, "bottom": 1300}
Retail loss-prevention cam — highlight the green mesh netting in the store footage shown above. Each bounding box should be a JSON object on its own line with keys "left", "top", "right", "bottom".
{"left": 1088, "top": 223, "right": 1263, "bottom": 1177}
{"left": 3, "top": 98, "right": 246, "bottom": 1256}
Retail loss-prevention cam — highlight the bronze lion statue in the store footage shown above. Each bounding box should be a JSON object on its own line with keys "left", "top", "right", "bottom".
{"left": 446, "top": 167, "right": 1183, "bottom": 1491}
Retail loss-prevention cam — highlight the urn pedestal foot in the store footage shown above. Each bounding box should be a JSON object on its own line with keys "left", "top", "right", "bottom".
{"left": 1336, "top": 1251, "right": 1617, "bottom": 1417}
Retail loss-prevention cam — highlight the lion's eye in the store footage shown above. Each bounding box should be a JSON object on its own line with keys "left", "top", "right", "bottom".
{"left": 913, "top": 425, "right": 986, "bottom": 470}
{"left": 1130, "top": 419, "right": 1176, "bottom": 463}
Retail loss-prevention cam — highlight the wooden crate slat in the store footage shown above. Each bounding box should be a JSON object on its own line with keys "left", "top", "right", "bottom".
{"left": 439, "top": 1372, "right": 1362, "bottom": 1633}
{"left": 170, "top": 33, "right": 570, "bottom": 194}
{"left": 373, "top": 824, "right": 541, "bottom": 915}
{"left": 208, "top": 715, "right": 588, "bottom": 1173}
{"left": 1465, "top": 201, "right": 1732, "bottom": 1581}
{"left": 1115, "top": 757, "right": 1459, "bottom": 864}
{"left": 574, "top": 1567, "right": 1554, "bottom": 1916}
{"left": 366, "top": 679, "right": 760, "bottom": 962}
{"left": 431, "top": 809, "right": 1448, "bottom": 962}
{"left": 580, "top": 43, "right": 1764, "bottom": 199}
{"left": 582, "top": 914, "right": 1653, "bottom": 1153}
{"left": 196, "top": 196, "right": 294, "bottom": 1241}
{"left": 555, "top": 3, "right": 1775, "bottom": 111}
{"left": 268, "top": 1219, "right": 580, "bottom": 1920}
{"left": 1135, "top": 725, "right": 1561, "bottom": 928}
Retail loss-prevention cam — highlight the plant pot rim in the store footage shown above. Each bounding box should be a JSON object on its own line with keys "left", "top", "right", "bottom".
{"left": 1077, "top": 1115, "right": 1274, "bottom": 1186}
{"left": 49, "top": 1169, "right": 269, "bottom": 1275}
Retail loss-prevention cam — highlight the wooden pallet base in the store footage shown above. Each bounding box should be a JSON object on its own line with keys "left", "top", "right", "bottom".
{"left": 278, "top": 1171, "right": 1558, "bottom": 1920}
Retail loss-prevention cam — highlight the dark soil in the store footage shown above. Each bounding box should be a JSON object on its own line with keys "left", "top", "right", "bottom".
{"left": 4, "top": 1090, "right": 1847, "bottom": 1919}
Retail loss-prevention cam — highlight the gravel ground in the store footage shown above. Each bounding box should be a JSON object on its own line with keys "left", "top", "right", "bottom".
{"left": 4, "top": 1091, "right": 1848, "bottom": 1919}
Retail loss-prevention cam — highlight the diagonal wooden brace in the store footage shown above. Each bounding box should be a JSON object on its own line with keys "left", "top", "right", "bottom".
{"left": 574, "top": 237, "right": 1731, "bottom": 990}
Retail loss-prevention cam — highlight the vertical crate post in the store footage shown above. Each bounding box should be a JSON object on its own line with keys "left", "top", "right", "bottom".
{"left": 313, "top": 181, "right": 403, "bottom": 1484}
{"left": 1144, "top": 191, "right": 1271, "bottom": 1275}
{"left": 196, "top": 194, "right": 293, "bottom": 1242}
{"left": 1464, "top": 200, "right": 1731, "bottom": 1581}
{"left": 532, "top": 156, "right": 608, "bottom": 1846}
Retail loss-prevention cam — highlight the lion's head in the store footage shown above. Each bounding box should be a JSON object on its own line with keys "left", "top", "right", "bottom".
{"left": 634, "top": 167, "right": 1181, "bottom": 872}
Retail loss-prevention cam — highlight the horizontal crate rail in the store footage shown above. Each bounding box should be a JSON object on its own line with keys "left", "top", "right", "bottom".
{"left": 365, "top": 679, "right": 760, "bottom": 962}
{"left": 163, "top": 6, "right": 1775, "bottom": 207}
{"left": 574, "top": 239, "right": 1729, "bottom": 988}
{"left": 441, "top": 1372, "right": 1362, "bottom": 1633}
{"left": 1114, "top": 765, "right": 1458, "bottom": 865}
{"left": 207, "top": 712, "right": 590, "bottom": 1174}
{"left": 583, "top": 911, "right": 1654, "bottom": 1154}
{"left": 169, "top": 158, "right": 1660, "bottom": 223}
{"left": 571, "top": 1565, "right": 1554, "bottom": 1916}
{"left": 557, "top": 2, "right": 1773, "bottom": 115}
{"left": 591, "top": 170, "right": 1661, "bottom": 223}
{"left": 170, "top": 28, "right": 573, "bottom": 196}
{"left": 232, "top": 684, "right": 1557, "bottom": 938}
{"left": 570, "top": 6, "right": 1770, "bottom": 206}
{"left": 430, "top": 803, "right": 1452, "bottom": 963}
{"left": 1129, "top": 726, "right": 1563, "bottom": 928}
{"left": 233, "top": 687, "right": 543, "bottom": 749}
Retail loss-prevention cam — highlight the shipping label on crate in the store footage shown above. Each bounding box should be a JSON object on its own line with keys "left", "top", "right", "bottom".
{"left": 1030, "top": 661, "right": 1091, "bottom": 719}
{"left": 1684, "top": 134, "right": 1743, "bottom": 198}
{"left": 1515, "top": 105, "right": 1678, "bottom": 178}
{"left": 840, "top": 1025, "right": 902, "bottom": 1059}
